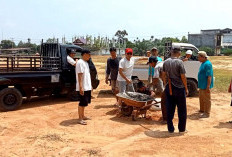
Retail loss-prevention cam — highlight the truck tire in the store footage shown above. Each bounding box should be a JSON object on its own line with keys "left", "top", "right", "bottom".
{"left": 0, "top": 88, "right": 23, "bottom": 111}
{"left": 187, "top": 79, "right": 198, "bottom": 97}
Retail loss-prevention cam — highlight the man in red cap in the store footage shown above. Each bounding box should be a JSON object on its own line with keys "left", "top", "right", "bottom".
{"left": 117, "top": 48, "right": 147, "bottom": 94}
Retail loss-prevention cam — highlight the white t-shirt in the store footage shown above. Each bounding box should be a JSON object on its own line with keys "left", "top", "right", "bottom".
{"left": 67, "top": 55, "right": 76, "bottom": 66}
{"left": 76, "top": 59, "right": 92, "bottom": 91}
{"left": 153, "top": 61, "right": 164, "bottom": 78}
{"left": 117, "top": 57, "right": 140, "bottom": 81}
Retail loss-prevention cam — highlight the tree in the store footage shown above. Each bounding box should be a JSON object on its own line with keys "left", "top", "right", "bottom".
{"left": 18, "top": 41, "right": 24, "bottom": 47}
{"left": 133, "top": 38, "right": 154, "bottom": 56}
{"left": 46, "top": 38, "right": 57, "bottom": 43}
{"left": 0, "top": 40, "right": 16, "bottom": 49}
{"left": 17, "top": 40, "right": 39, "bottom": 53}
{"left": 115, "top": 30, "right": 128, "bottom": 39}
{"left": 115, "top": 30, "right": 128, "bottom": 49}
{"left": 181, "top": 36, "right": 188, "bottom": 43}
{"left": 126, "top": 41, "right": 135, "bottom": 48}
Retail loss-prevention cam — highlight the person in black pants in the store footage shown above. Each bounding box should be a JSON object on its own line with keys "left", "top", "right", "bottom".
{"left": 163, "top": 46, "right": 189, "bottom": 134}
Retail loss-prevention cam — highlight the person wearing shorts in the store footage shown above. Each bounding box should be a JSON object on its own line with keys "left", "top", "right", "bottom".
{"left": 76, "top": 49, "right": 92, "bottom": 125}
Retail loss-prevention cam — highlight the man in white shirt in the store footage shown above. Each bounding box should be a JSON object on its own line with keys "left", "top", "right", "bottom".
{"left": 67, "top": 49, "right": 77, "bottom": 66}
{"left": 76, "top": 49, "right": 92, "bottom": 125}
{"left": 117, "top": 48, "right": 148, "bottom": 93}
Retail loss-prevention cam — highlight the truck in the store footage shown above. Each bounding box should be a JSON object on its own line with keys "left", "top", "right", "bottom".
{"left": 0, "top": 42, "right": 99, "bottom": 111}
{"left": 132, "top": 42, "right": 201, "bottom": 96}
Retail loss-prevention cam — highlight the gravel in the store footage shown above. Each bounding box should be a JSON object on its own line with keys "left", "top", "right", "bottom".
{"left": 117, "top": 92, "right": 153, "bottom": 101}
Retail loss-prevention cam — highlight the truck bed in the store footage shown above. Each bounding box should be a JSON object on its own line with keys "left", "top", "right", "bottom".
{"left": 0, "top": 55, "right": 61, "bottom": 72}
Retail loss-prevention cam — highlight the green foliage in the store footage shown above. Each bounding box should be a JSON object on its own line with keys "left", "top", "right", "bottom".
{"left": 181, "top": 36, "right": 188, "bottom": 43}
{"left": 126, "top": 41, "right": 135, "bottom": 48}
{"left": 129, "top": 36, "right": 184, "bottom": 56}
{"left": 221, "top": 48, "right": 232, "bottom": 56}
{"left": 133, "top": 39, "right": 154, "bottom": 56}
{"left": 0, "top": 40, "right": 16, "bottom": 49}
{"left": 161, "top": 37, "right": 180, "bottom": 43}
{"left": 46, "top": 38, "right": 57, "bottom": 43}
{"left": 17, "top": 40, "right": 39, "bottom": 53}
{"left": 199, "top": 46, "right": 214, "bottom": 56}
{"left": 115, "top": 30, "right": 128, "bottom": 39}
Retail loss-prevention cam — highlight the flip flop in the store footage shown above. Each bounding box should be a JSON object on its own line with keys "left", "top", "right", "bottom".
{"left": 78, "top": 120, "right": 87, "bottom": 125}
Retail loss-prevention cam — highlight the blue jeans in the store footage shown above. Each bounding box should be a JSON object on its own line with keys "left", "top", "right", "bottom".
{"left": 165, "top": 84, "right": 187, "bottom": 132}
{"left": 118, "top": 81, "right": 135, "bottom": 93}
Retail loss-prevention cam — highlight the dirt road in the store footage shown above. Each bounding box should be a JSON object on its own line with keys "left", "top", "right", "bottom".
{"left": 0, "top": 56, "right": 232, "bottom": 157}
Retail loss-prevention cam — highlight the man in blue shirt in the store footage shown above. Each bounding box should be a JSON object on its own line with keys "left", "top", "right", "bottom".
{"left": 198, "top": 51, "right": 214, "bottom": 118}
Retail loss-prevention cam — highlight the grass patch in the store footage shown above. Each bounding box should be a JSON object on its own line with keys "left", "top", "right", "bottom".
{"left": 214, "top": 69, "right": 232, "bottom": 92}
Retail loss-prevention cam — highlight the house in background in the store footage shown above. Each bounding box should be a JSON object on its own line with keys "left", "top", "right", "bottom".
{"left": 188, "top": 28, "right": 232, "bottom": 55}
{"left": 73, "top": 38, "right": 87, "bottom": 46}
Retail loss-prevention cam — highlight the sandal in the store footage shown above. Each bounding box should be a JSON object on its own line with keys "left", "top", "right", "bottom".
{"left": 78, "top": 120, "right": 87, "bottom": 125}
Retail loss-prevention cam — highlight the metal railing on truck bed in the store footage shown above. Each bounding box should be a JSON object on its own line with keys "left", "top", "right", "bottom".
{"left": 0, "top": 55, "right": 61, "bottom": 72}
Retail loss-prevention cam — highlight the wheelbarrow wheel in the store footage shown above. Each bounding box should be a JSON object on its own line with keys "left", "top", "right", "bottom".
{"left": 121, "top": 103, "right": 133, "bottom": 116}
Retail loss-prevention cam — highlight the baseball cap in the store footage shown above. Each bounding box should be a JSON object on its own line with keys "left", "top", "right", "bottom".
{"left": 125, "top": 48, "right": 133, "bottom": 54}
{"left": 186, "top": 50, "right": 193, "bottom": 55}
{"left": 81, "top": 49, "right": 91, "bottom": 55}
{"left": 151, "top": 47, "right": 158, "bottom": 51}
{"left": 70, "top": 49, "right": 76, "bottom": 53}
{"left": 147, "top": 56, "right": 158, "bottom": 64}
{"left": 67, "top": 48, "right": 76, "bottom": 54}
{"left": 198, "top": 51, "right": 209, "bottom": 58}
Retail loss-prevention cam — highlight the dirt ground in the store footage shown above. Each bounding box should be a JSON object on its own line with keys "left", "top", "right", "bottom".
{"left": 0, "top": 56, "right": 232, "bottom": 157}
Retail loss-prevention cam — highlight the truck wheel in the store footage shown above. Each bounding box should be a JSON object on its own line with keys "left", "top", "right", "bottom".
{"left": 68, "top": 90, "right": 80, "bottom": 101}
{"left": 0, "top": 88, "right": 23, "bottom": 111}
{"left": 121, "top": 103, "right": 133, "bottom": 116}
{"left": 187, "top": 79, "right": 198, "bottom": 97}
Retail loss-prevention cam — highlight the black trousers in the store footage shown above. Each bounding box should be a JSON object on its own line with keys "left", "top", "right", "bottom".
{"left": 165, "top": 84, "right": 187, "bottom": 132}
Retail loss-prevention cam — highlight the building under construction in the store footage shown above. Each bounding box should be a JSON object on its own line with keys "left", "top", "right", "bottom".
{"left": 188, "top": 28, "right": 232, "bottom": 55}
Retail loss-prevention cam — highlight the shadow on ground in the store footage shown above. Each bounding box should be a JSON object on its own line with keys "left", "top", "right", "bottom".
{"left": 109, "top": 114, "right": 165, "bottom": 126}
{"left": 144, "top": 130, "right": 182, "bottom": 138}
{"left": 188, "top": 112, "right": 200, "bottom": 120}
{"left": 97, "top": 90, "right": 115, "bottom": 98}
{"left": 1, "top": 96, "right": 70, "bottom": 112}
{"left": 60, "top": 119, "right": 79, "bottom": 127}
{"left": 94, "top": 104, "right": 116, "bottom": 109}
{"left": 214, "top": 122, "right": 232, "bottom": 129}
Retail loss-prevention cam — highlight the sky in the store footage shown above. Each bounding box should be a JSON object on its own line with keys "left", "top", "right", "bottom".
{"left": 0, "top": 0, "right": 232, "bottom": 44}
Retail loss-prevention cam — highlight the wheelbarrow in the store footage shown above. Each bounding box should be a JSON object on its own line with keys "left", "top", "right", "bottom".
{"left": 116, "top": 92, "right": 161, "bottom": 121}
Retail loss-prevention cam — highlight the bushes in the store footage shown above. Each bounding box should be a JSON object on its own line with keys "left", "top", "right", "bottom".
{"left": 221, "top": 48, "right": 232, "bottom": 56}
{"left": 199, "top": 47, "right": 214, "bottom": 56}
